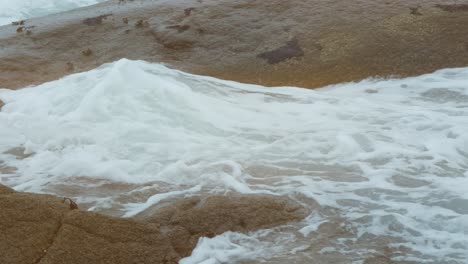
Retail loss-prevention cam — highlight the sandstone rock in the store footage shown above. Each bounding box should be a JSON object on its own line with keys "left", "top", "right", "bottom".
{"left": 0, "top": 183, "right": 14, "bottom": 194}
{"left": 138, "top": 195, "right": 308, "bottom": 257}
{"left": 1, "top": 0, "right": 468, "bottom": 89}
{"left": 39, "top": 210, "right": 180, "bottom": 264}
{"left": 0, "top": 187, "right": 69, "bottom": 264}
{"left": 0, "top": 184, "right": 306, "bottom": 263}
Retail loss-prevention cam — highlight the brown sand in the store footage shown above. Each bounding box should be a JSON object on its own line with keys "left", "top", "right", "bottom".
{"left": 1, "top": 0, "right": 468, "bottom": 89}
{"left": 0, "top": 184, "right": 307, "bottom": 264}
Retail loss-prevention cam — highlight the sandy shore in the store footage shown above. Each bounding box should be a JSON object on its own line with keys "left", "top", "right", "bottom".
{"left": 1, "top": 0, "right": 468, "bottom": 89}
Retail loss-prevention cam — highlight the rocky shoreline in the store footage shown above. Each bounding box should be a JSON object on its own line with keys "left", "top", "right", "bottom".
{"left": 1, "top": 0, "right": 468, "bottom": 89}
{"left": 2, "top": 1, "right": 468, "bottom": 263}
{"left": 0, "top": 184, "right": 307, "bottom": 264}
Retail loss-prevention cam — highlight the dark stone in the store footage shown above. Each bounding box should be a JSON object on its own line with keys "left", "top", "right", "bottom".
{"left": 257, "top": 38, "right": 304, "bottom": 64}
{"left": 82, "top": 14, "right": 112, "bottom": 26}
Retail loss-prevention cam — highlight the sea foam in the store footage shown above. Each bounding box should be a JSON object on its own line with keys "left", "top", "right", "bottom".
{"left": 0, "top": 59, "right": 467, "bottom": 263}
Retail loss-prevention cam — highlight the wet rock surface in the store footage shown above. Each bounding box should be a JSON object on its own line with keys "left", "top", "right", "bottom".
{"left": 257, "top": 38, "right": 304, "bottom": 64}
{"left": 137, "top": 195, "right": 308, "bottom": 257}
{"left": 0, "top": 184, "right": 306, "bottom": 264}
{"left": 1, "top": 0, "right": 468, "bottom": 89}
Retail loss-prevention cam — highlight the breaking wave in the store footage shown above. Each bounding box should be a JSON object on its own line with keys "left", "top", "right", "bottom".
{"left": 1, "top": 59, "right": 467, "bottom": 263}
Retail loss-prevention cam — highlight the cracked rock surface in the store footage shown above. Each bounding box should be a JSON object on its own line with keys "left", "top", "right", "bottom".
{"left": 0, "top": 185, "right": 307, "bottom": 264}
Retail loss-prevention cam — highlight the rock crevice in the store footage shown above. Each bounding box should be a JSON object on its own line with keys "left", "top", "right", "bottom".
{"left": 33, "top": 215, "right": 64, "bottom": 264}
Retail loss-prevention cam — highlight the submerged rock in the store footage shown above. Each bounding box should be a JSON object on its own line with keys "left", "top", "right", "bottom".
{"left": 137, "top": 195, "right": 308, "bottom": 257}
{"left": 1, "top": 0, "right": 468, "bottom": 89}
{"left": 0, "top": 184, "right": 306, "bottom": 264}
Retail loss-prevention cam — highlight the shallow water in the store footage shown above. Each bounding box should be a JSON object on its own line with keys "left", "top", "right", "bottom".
{"left": 0, "top": 0, "right": 106, "bottom": 26}
{"left": 0, "top": 60, "right": 467, "bottom": 263}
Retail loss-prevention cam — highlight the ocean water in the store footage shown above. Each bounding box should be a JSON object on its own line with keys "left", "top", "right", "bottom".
{"left": 0, "top": 0, "right": 106, "bottom": 26}
{"left": 0, "top": 59, "right": 467, "bottom": 263}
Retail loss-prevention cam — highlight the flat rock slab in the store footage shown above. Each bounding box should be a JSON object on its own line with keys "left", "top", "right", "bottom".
{"left": 1, "top": 0, "right": 468, "bottom": 89}
{"left": 0, "top": 184, "right": 307, "bottom": 264}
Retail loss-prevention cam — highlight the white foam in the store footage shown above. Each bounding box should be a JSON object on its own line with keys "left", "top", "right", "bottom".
{"left": 123, "top": 185, "right": 202, "bottom": 217}
{"left": 0, "top": 0, "right": 105, "bottom": 26}
{"left": 179, "top": 232, "right": 271, "bottom": 264}
{"left": 1, "top": 59, "right": 468, "bottom": 262}
{"left": 299, "top": 213, "right": 327, "bottom": 237}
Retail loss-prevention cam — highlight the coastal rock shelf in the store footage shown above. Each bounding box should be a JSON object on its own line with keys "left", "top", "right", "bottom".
{"left": 0, "top": 185, "right": 306, "bottom": 264}
{"left": 1, "top": 0, "right": 468, "bottom": 89}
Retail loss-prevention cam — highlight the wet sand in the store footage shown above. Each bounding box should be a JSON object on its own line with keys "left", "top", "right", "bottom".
{"left": 1, "top": 0, "right": 468, "bottom": 89}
